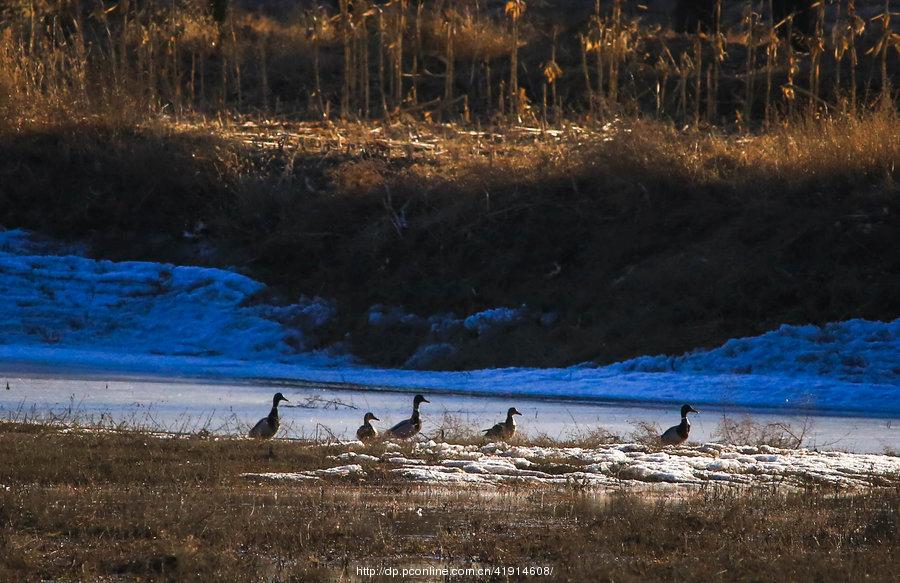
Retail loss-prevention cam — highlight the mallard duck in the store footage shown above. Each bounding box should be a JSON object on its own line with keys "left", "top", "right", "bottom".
{"left": 384, "top": 394, "right": 429, "bottom": 439}
{"left": 660, "top": 404, "right": 699, "bottom": 445}
{"left": 483, "top": 407, "right": 522, "bottom": 441}
{"left": 356, "top": 412, "right": 380, "bottom": 443}
{"left": 248, "top": 392, "right": 289, "bottom": 439}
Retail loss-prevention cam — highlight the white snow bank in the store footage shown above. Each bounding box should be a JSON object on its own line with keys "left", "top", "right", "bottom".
{"left": 612, "top": 319, "right": 900, "bottom": 385}
{"left": 246, "top": 441, "right": 900, "bottom": 489}
{"left": 331, "top": 452, "right": 381, "bottom": 463}
{"left": 243, "top": 464, "right": 366, "bottom": 482}
{"left": 0, "top": 229, "right": 897, "bottom": 415}
{"left": 0, "top": 229, "right": 339, "bottom": 362}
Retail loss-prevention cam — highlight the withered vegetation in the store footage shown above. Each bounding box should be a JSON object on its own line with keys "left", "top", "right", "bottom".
{"left": 1, "top": 422, "right": 899, "bottom": 581}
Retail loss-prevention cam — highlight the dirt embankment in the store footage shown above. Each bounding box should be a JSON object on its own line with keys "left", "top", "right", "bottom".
{"left": 1, "top": 114, "right": 897, "bottom": 369}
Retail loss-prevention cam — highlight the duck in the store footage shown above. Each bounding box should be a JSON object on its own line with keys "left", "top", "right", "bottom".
{"left": 384, "top": 394, "right": 429, "bottom": 439}
{"left": 483, "top": 407, "right": 522, "bottom": 441}
{"left": 660, "top": 404, "right": 699, "bottom": 446}
{"left": 356, "top": 412, "right": 380, "bottom": 443}
{"left": 248, "top": 392, "right": 289, "bottom": 439}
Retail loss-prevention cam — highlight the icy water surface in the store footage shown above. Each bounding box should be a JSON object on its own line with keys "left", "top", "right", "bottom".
{"left": 0, "top": 373, "right": 896, "bottom": 453}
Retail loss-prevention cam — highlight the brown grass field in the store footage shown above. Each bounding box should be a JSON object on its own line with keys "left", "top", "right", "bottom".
{"left": 0, "top": 421, "right": 898, "bottom": 582}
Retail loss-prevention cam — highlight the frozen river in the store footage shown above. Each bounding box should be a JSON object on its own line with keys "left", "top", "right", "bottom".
{"left": 1, "top": 373, "right": 896, "bottom": 454}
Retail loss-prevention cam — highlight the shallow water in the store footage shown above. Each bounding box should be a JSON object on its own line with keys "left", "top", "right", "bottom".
{"left": 0, "top": 373, "right": 896, "bottom": 453}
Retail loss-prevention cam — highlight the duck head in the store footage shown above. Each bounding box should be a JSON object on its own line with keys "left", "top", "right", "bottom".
{"left": 413, "top": 394, "right": 430, "bottom": 407}
{"left": 273, "top": 392, "right": 289, "bottom": 406}
{"left": 680, "top": 404, "right": 699, "bottom": 417}
{"left": 507, "top": 407, "right": 522, "bottom": 417}
{"left": 364, "top": 412, "right": 380, "bottom": 423}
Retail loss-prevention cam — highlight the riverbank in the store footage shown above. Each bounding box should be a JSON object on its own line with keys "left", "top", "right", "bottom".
{"left": 2, "top": 229, "right": 898, "bottom": 417}
{"left": 0, "top": 421, "right": 897, "bottom": 581}
{"left": 3, "top": 112, "right": 898, "bottom": 372}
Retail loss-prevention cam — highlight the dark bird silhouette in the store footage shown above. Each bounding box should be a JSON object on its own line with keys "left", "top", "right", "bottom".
{"left": 249, "top": 393, "right": 289, "bottom": 439}
{"left": 356, "top": 412, "right": 380, "bottom": 443}
{"left": 483, "top": 407, "right": 523, "bottom": 441}
{"left": 660, "top": 404, "right": 699, "bottom": 445}
{"left": 385, "top": 394, "right": 429, "bottom": 439}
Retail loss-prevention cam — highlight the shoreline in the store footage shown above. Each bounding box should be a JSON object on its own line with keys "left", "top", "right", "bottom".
{"left": 2, "top": 360, "right": 898, "bottom": 421}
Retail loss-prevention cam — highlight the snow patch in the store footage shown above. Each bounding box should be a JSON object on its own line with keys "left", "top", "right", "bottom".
{"left": 613, "top": 319, "right": 900, "bottom": 384}
{"left": 0, "top": 229, "right": 87, "bottom": 257}
{"left": 404, "top": 343, "right": 456, "bottom": 369}
{"left": 330, "top": 452, "right": 380, "bottom": 463}
{"left": 463, "top": 307, "right": 525, "bottom": 335}
{"left": 0, "top": 229, "right": 341, "bottom": 363}
{"left": 366, "top": 305, "right": 422, "bottom": 328}
{"left": 260, "top": 296, "right": 336, "bottom": 331}
{"left": 250, "top": 442, "right": 900, "bottom": 488}
{"left": 246, "top": 441, "right": 900, "bottom": 489}
{"left": 427, "top": 313, "right": 463, "bottom": 337}
{"left": 242, "top": 464, "right": 366, "bottom": 482}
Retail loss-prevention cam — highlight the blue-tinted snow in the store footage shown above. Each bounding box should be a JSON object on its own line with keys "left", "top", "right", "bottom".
{"left": 0, "top": 229, "right": 897, "bottom": 415}
{"left": 463, "top": 306, "right": 525, "bottom": 335}
{"left": 0, "top": 229, "right": 339, "bottom": 363}
{"left": 612, "top": 319, "right": 900, "bottom": 384}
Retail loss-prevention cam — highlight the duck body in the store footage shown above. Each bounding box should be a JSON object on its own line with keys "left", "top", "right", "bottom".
{"left": 483, "top": 407, "right": 522, "bottom": 441}
{"left": 660, "top": 419, "right": 690, "bottom": 445}
{"left": 385, "top": 413, "right": 422, "bottom": 439}
{"left": 385, "top": 394, "right": 429, "bottom": 440}
{"left": 356, "top": 412, "right": 380, "bottom": 443}
{"left": 249, "top": 392, "right": 289, "bottom": 439}
{"left": 660, "top": 404, "right": 699, "bottom": 446}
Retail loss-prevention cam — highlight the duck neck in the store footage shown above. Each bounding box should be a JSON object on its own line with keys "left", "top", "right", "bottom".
{"left": 680, "top": 416, "right": 690, "bottom": 432}
{"left": 505, "top": 413, "right": 517, "bottom": 428}
{"left": 268, "top": 405, "right": 280, "bottom": 424}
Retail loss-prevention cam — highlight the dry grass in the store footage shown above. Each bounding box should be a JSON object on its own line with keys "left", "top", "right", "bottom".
{"left": 524, "top": 422, "right": 621, "bottom": 449}
{"left": 0, "top": 0, "right": 895, "bottom": 125}
{"left": 0, "top": 421, "right": 897, "bottom": 581}
{"left": 430, "top": 411, "right": 488, "bottom": 444}
{"left": 629, "top": 420, "right": 665, "bottom": 446}
{"left": 712, "top": 414, "right": 814, "bottom": 448}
